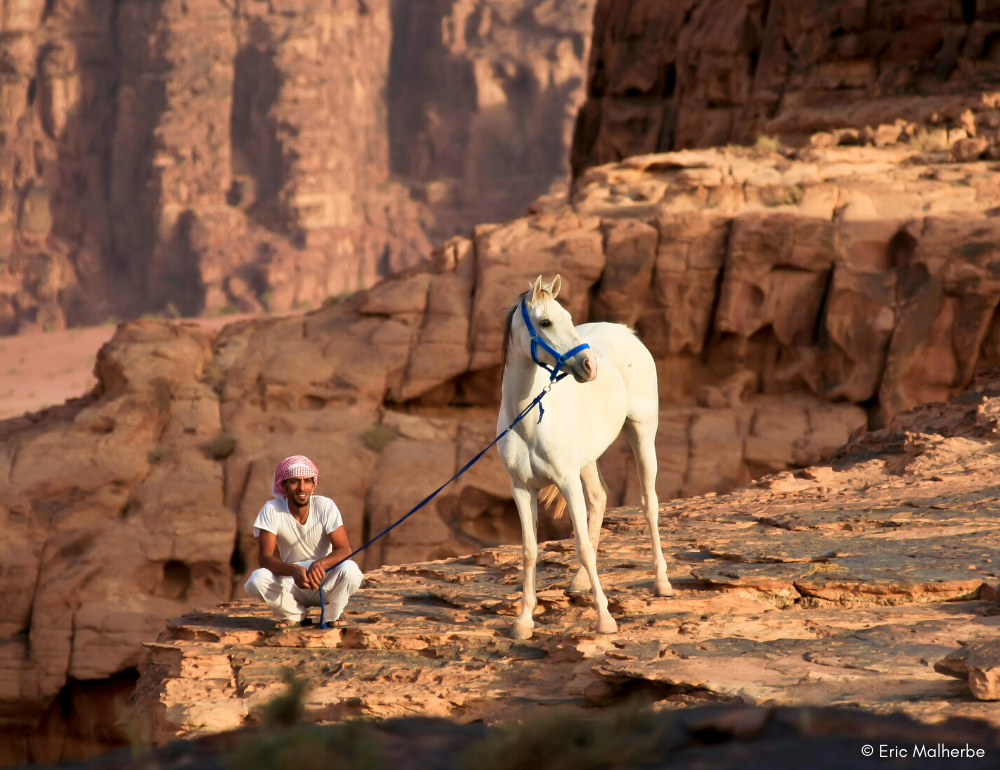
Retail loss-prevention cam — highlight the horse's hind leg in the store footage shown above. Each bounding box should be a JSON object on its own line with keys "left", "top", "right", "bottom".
{"left": 567, "top": 462, "right": 607, "bottom": 594}
{"left": 561, "top": 477, "right": 617, "bottom": 634}
{"left": 510, "top": 482, "right": 539, "bottom": 640}
{"left": 624, "top": 418, "right": 672, "bottom": 596}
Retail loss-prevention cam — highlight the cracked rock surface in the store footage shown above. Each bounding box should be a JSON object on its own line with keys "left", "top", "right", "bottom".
{"left": 128, "top": 373, "right": 1000, "bottom": 744}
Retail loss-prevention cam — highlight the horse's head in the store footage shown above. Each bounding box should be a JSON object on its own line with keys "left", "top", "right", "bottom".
{"left": 515, "top": 274, "right": 598, "bottom": 383}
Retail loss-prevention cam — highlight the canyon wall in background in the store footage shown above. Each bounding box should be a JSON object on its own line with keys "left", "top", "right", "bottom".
{"left": 0, "top": 0, "right": 594, "bottom": 334}
{"left": 572, "top": 0, "right": 1000, "bottom": 171}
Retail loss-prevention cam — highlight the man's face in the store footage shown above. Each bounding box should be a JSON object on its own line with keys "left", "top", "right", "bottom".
{"left": 283, "top": 476, "right": 316, "bottom": 507}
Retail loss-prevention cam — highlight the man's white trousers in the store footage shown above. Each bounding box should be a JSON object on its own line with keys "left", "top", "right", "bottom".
{"left": 244, "top": 560, "right": 363, "bottom": 622}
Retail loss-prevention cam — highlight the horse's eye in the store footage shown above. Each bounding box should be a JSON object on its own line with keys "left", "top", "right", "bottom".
{"left": 539, "top": 319, "right": 552, "bottom": 328}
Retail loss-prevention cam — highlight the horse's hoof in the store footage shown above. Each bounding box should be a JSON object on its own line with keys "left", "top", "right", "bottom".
{"left": 510, "top": 620, "right": 534, "bottom": 640}
{"left": 596, "top": 615, "right": 618, "bottom": 635}
{"left": 655, "top": 580, "right": 674, "bottom": 597}
{"left": 567, "top": 576, "right": 591, "bottom": 594}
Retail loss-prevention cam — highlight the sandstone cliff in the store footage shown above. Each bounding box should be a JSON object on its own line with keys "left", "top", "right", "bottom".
{"left": 573, "top": 0, "right": 1000, "bottom": 171}
{"left": 0, "top": 0, "right": 592, "bottom": 333}
{"left": 5, "top": 141, "right": 1000, "bottom": 761}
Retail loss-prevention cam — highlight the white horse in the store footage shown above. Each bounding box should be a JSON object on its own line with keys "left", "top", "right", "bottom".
{"left": 496, "top": 274, "right": 671, "bottom": 640}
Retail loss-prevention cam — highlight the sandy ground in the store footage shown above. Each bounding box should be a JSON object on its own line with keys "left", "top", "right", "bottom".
{"left": 0, "top": 314, "right": 276, "bottom": 421}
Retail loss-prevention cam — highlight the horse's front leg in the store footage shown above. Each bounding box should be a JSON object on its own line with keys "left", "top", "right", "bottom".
{"left": 510, "top": 482, "right": 539, "bottom": 640}
{"left": 567, "top": 462, "right": 606, "bottom": 594}
{"left": 561, "top": 478, "right": 617, "bottom": 634}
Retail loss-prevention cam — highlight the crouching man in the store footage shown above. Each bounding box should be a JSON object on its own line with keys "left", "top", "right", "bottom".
{"left": 244, "top": 455, "right": 363, "bottom": 628}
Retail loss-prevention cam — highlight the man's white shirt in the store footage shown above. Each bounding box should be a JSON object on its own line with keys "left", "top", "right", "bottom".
{"left": 252, "top": 495, "right": 345, "bottom": 564}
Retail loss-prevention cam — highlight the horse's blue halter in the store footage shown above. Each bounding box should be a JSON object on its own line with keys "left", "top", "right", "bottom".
{"left": 520, "top": 296, "right": 591, "bottom": 383}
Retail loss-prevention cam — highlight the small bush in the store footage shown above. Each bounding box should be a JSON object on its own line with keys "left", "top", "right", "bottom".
{"left": 754, "top": 134, "right": 781, "bottom": 152}
{"left": 762, "top": 184, "right": 803, "bottom": 207}
{"left": 292, "top": 300, "right": 314, "bottom": 312}
{"left": 210, "top": 432, "right": 236, "bottom": 460}
{"left": 362, "top": 424, "right": 395, "bottom": 453}
{"left": 217, "top": 304, "right": 240, "bottom": 317}
{"left": 201, "top": 358, "right": 228, "bottom": 396}
{"left": 256, "top": 668, "right": 309, "bottom": 727}
{"left": 910, "top": 127, "right": 947, "bottom": 153}
{"left": 323, "top": 291, "right": 353, "bottom": 308}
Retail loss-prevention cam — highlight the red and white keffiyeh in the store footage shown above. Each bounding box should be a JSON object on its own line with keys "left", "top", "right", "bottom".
{"left": 271, "top": 455, "right": 319, "bottom": 498}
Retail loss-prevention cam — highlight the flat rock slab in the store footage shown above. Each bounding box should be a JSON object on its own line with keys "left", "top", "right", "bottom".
{"left": 127, "top": 401, "right": 1000, "bottom": 743}
{"left": 936, "top": 641, "right": 1000, "bottom": 700}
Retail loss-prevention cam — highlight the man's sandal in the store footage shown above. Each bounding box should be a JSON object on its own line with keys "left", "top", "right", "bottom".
{"left": 326, "top": 618, "right": 348, "bottom": 628}
{"left": 274, "top": 618, "right": 313, "bottom": 630}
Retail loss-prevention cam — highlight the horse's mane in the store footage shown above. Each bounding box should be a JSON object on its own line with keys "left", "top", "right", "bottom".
{"left": 502, "top": 290, "right": 530, "bottom": 371}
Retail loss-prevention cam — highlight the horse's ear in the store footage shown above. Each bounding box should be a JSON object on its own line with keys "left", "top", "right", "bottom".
{"left": 550, "top": 274, "right": 562, "bottom": 299}
{"left": 530, "top": 275, "right": 544, "bottom": 303}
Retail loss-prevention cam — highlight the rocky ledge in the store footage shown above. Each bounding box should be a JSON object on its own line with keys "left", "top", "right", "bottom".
{"left": 128, "top": 372, "right": 1000, "bottom": 745}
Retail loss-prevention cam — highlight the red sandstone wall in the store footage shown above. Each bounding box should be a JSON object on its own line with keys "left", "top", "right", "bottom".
{"left": 0, "top": 0, "right": 593, "bottom": 335}
{"left": 572, "top": 0, "right": 1000, "bottom": 172}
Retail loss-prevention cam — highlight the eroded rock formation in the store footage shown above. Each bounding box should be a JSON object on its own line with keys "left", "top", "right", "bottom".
{"left": 124, "top": 369, "right": 1000, "bottom": 745}
{"left": 0, "top": 0, "right": 593, "bottom": 333}
{"left": 389, "top": 0, "right": 596, "bottom": 243}
{"left": 5, "top": 143, "right": 1000, "bottom": 761}
{"left": 572, "top": 0, "right": 1000, "bottom": 171}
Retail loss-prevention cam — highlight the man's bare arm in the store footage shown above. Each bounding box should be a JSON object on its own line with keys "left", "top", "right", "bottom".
{"left": 305, "top": 526, "right": 353, "bottom": 588}
{"left": 258, "top": 531, "right": 310, "bottom": 588}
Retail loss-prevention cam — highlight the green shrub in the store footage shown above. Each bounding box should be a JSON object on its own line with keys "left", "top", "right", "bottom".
{"left": 910, "top": 127, "right": 948, "bottom": 153}
{"left": 362, "top": 424, "right": 395, "bottom": 453}
{"left": 762, "top": 184, "right": 803, "bottom": 207}
{"left": 210, "top": 432, "right": 236, "bottom": 460}
{"left": 323, "top": 291, "right": 353, "bottom": 308}
{"left": 754, "top": 134, "right": 781, "bottom": 152}
{"left": 257, "top": 668, "right": 309, "bottom": 727}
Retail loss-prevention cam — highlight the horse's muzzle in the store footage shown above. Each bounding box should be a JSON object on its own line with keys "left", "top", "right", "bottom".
{"left": 572, "top": 350, "right": 598, "bottom": 383}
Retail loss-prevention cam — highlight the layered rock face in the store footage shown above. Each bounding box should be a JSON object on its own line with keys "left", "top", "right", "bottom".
{"left": 389, "top": 0, "right": 595, "bottom": 243}
{"left": 0, "top": 0, "right": 422, "bottom": 331}
{"left": 127, "top": 370, "right": 1000, "bottom": 743}
{"left": 0, "top": 0, "right": 592, "bottom": 334}
{"left": 5, "top": 142, "right": 1000, "bottom": 761}
{"left": 572, "top": 0, "right": 1000, "bottom": 171}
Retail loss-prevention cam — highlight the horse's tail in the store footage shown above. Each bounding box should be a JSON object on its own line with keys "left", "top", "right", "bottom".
{"left": 540, "top": 466, "right": 607, "bottom": 520}
{"left": 539, "top": 484, "right": 566, "bottom": 519}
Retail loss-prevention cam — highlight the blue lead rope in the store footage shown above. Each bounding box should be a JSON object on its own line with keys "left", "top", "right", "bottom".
{"left": 315, "top": 296, "right": 591, "bottom": 628}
